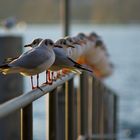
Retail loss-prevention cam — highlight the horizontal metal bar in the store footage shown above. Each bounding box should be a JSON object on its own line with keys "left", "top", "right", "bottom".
{"left": 0, "top": 73, "right": 75, "bottom": 119}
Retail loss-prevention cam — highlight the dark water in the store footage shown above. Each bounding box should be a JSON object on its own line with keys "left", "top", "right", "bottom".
{"left": 1, "top": 24, "right": 140, "bottom": 139}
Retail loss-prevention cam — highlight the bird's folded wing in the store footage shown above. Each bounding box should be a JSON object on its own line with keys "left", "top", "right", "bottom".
{"left": 10, "top": 49, "right": 51, "bottom": 69}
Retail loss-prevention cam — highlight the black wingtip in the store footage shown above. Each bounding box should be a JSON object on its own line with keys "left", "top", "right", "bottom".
{"left": 74, "top": 64, "right": 93, "bottom": 73}
{"left": 0, "top": 64, "right": 10, "bottom": 69}
{"left": 67, "top": 57, "right": 93, "bottom": 73}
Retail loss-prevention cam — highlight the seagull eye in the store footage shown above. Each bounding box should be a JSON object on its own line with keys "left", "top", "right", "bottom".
{"left": 49, "top": 41, "right": 54, "bottom": 45}
{"left": 36, "top": 39, "right": 40, "bottom": 44}
{"left": 33, "top": 41, "right": 37, "bottom": 45}
{"left": 63, "top": 40, "right": 66, "bottom": 45}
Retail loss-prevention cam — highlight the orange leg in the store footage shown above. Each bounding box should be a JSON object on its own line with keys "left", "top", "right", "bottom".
{"left": 31, "top": 76, "right": 35, "bottom": 89}
{"left": 36, "top": 74, "right": 39, "bottom": 88}
{"left": 62, "top": 69, "right": 70, "bottom": 75}
{"left": 45, "top": 70, "right": 53, "bottom": 85}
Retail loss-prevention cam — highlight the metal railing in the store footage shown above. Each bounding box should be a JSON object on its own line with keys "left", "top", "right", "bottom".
{"left": 0, "top": 0, "right": 118, "bottom": 140}
{"left": 0, "top": 72, "right": 117, "bottom": 140}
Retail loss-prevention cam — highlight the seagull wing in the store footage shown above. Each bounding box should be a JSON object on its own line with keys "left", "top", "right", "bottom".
{"left": 53, "top": 48, "right": 74, "bottom": 67}
{"left": 10, "top": 48, "right": 51, "bottom": 69}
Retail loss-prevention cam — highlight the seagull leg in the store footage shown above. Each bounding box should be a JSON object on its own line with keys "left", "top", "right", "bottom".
{"left": 53, "top": 72, "right": 57, "bottom": 81}
{"left": 43, "top": 70, "right": 53, "bottom": 85}
{"left": 48, "top": 71, "right": 53, "bottom": 85}
{"left": 46, "top": 70, "right": 48, "bottom": 84}
{"left": 35, "top": 74, "right": 45, "bottom": 92}
{"left": 47, "top": 70, "right": 51, "bottom": 83}
{"left": 36, "top": 74, "right": 39, "bottom": 88}
{"left": 48, "top": 71, "right": 51, "bottom": 82}
{"left": 31, "top": 76, "right": 35, "bottom": 89}
{"left": 44, "top": 70, "right": 51, "bottom": 84}
{"left": 51, "top": 71, "right": 53, "bottom": 79}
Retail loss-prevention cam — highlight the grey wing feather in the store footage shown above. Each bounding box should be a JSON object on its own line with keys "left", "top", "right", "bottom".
{"left": 53, "top": 48, "right": 93, "bottom": 73}
{"left": 10, "top": 48, "right": 50, "bottom": 69}
{"left": 53, "top": 48, "right": 74, "bottom": 67}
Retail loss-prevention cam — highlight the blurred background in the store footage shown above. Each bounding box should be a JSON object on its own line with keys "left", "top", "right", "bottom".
{"left": 0, "top": 0, "right": 140, "bottom": 139}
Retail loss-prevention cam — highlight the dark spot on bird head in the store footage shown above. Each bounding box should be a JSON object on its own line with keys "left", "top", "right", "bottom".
{"left": 77, "top": 33, "right": 87, "bottom": 40}
{"left": 32, "top": 38, "right": 42, "bottom": 45}
{"left": 89, "top": 32, "right": 98, "bottom": 38}
{"left": 95, "top": 39, "right": 103, "bottom": 46}
{"left": 45, "top": 39, "right": 54, "bottom": 46}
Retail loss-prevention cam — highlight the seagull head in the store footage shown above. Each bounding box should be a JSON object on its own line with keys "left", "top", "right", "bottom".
{"left": 55, "top": 38, "right": 75, "bottom": 48}
{"left": 39, "top": 39, "right": 62, "bottom": 48}
{"left": 24, "top": 38, "right": 43, "bottom": 48}
{"left": 95, "top": 39, "right": 107, "bottom": 51}
{"left": 65, "top": 36, "right": 74, "bottom": 44}
{"left": 42, "top": 39, "right": 54, "bottom": 46}
{"left": 73, "top": 33, "right": 87, "bottom": 45}
{"left": 77, "top": 32, "right": 87, "bottom": 40}
{"left": 88, "top": 32, "right": 99, "bottom": 41}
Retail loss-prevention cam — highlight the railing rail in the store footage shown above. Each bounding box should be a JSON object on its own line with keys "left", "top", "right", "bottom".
{"left": 0, "top": 73, "right": 75, "bottom": 118}
{"left": 0, "top": 72, "right": 117, "bottom": 140}
{"left": 0, "top": 0, "right": 118, "bottom": 140}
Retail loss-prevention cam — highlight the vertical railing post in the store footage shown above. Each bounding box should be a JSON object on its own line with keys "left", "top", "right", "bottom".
{"left": 101, "top": 85, "right": 106, "bottom": 140}
{"left": 67, "top": 78, "right": 77, "bottom": 140}
{"left": 88, "top": 76, "right": 93, "bottom": 138}
{"left": 63, "top": 0, "right": 70, "bottom": 140}
{"left": 92, "top": 77, "right": 99, "bottom": 139}
{"left": 65, "top": 81, "right": 69, "bottom": 140}
{"left": 49, "top": 88, "right": 59, "bottom": 140}
{"left": 103, "top": 89, "right": 109, "bottom": 136}
{"left": 0, "top": 36, "right": 23, "bottom": 140}
{"left": 58, "top": 85, "right": 66, "bottom": 140}
{"left": 107, "top": 92, "right": 114, "bottom": 139}
{"left": 63, "top": 0, "right": 70, "bottom": 36}
{"left": 97, "top": 80, "right": 101, "bottom": 137}
{"left": 113, "top": 94, "right": 118, "bottom": 140}
{"left": 22, "top": 104, "right": 33, "bottom": 140}
{"left": 80, "top": 72, "right": 89, "bottom": 137}
{"left": 77, "top": 76, "right": 81, "bottom": 138}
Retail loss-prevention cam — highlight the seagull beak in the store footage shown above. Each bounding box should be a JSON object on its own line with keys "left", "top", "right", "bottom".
{"left": 24, "top": 44, "right": 32, "bottom": 48}
{"left": 54, "top": 44, "right": 63, "bottom": 48}
{"left": 67, "top": 44, "right": 75, "bottom": 48}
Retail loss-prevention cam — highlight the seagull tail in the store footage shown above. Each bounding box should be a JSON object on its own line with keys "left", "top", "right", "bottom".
{"left": 0, "top": 64, "right": 11, "bottom": 74}
{"left": 0, "top": 64, "right": 10, "bottom": 69}
{"left": 68, "top": 57, "right": 93, "bottom": 73}
{"left": 74, "top": 63, "right": 93, "bottom": 73}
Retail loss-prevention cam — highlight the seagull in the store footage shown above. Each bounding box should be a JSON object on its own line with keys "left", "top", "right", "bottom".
{"left": 24, "top": 38, "right": 43, "bottom": 48}
{"left": 0, "top": 39, "right": 56, "bottom": 89}
{"left": 51, "top": 47, "right": 93, "bottom": 73}
{"left": 24, "top": 38, "right": 63, "bottom": 84}
{"left": 1, "top": 17, "right": 17, "bottom": 30}
{"left": 85, "top": 32, "right": 113, "bottom": 78}
{"left": 24, "top": 38, "right": 93, "bottom": 83}
{"left": 76, "top": 33, "right": 91, "bottom": 49}
{"left": 63, "top": 36, "right": 85, "bottom": 61}
{"left": 55, "top": 38, "right": 75, "bottom": 57}
{"left": 54, "top": 38, "right": 93, "bottom": 74}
